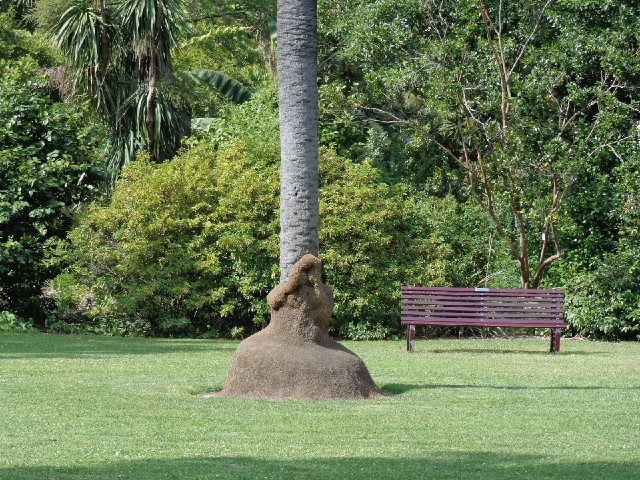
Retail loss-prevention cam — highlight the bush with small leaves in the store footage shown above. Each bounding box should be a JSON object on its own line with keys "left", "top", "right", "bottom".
{"left": 49, "top": 93, "right": 497, "bottom": 338}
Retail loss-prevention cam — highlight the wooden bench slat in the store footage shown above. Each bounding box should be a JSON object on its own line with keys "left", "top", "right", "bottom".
{"left": 401, "top": 286, "right": 567, "bottom": 353}
{"left": 402, "top": 293, "right": 563, "bottom": 301}
{"left": 403, "top": 295, "right": 563, "bottom": 302}
{"left": 402, "top": 287, "right": 564, "bottom": 293}
{"left": 403, "top": 316, "right": 564, "bottom": 323}
{"left": 402, "top": 319, "right": 568, "bottom": 328}
{"left": 402, "top": 303, "right": 564, "bottom": 311}
{"left": 403, "top": 297, "right": 562, "bottom": 304}
{"left": 402, "top": 315, "right": 567, "bottom": 324}
{"left": 402, "top": 306, "right": 564, "bottom": 315}
{"left": 402, "top": 291, "right": 563, "bottom": 297}
{"left": 403, "top": 312, "right": 564, "bottom": 320}
{"left": 402, "top": 286, "right": 563, "bottom": 295}
{"left": 403, "top": 306, "right": 562, "bottom": 313}
{"left": 402, "top": 303, "right": 563, "bottom": 311}
{"left": 403, "top": 316, "right": 565, "bottom": 322}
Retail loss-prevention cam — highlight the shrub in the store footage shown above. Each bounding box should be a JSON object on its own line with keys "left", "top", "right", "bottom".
{"left": 0, "top": 56, "right": 106, "bottom": 321}
{"left": 49, "top": 141, "right": 279, "bottom": 337}
{"left": 0, "top": 311, "right": 38, "bottom": 333}
{"left": 548, "top": 144, "right": 640, "bottom": 340}
{"left": 49, "top": 90, "right": 497, "bottom": 338}
{"left": 563, "top": 249, "right": 640, "bottom": 340}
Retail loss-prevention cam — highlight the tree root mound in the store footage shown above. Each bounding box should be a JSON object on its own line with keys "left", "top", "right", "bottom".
{"left": 217, "top": 254, "right": 381, "bottom": 400}
{"left": 217, "top": 330, "right": 380, "bottom": 399}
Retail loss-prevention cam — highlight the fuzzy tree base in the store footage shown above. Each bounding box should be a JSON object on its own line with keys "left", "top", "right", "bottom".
{"left": 217, "top": 255, "right": 380, "bottom": 400}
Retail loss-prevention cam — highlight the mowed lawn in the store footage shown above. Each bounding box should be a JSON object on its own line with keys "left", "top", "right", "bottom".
{"left": 0, "top": 334, "right": 639, "bottom": 480}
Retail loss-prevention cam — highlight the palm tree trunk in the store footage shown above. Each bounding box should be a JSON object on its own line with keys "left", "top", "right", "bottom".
{"left": 219, "top": 0, "right": 379, "bottom": 399}
{"left": 277, "top": 0, "right": 319, "bottom": 282}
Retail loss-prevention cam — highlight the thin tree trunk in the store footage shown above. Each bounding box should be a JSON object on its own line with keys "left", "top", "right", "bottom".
{"left": 146, "top": 4, "right": 159, "bottom": 162}
{"left": 146, "top": 50, "right": 157, "bottom": 160}
{"left": 97, "top": 0, "right": 109, "bottom": 79}
{"left": 277, "top": 0, "right": 319, "bottom": 282}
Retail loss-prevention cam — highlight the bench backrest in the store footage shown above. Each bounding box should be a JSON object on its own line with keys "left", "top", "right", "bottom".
{"left": 401, "top": 286, "right": 566, "bottom": 327}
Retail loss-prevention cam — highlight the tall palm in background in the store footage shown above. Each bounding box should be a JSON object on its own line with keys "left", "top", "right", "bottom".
{"left": 277, "top": 0, "right": 319, "bottom": 281}
{"left": 55, "top": 0, "right": 190, "bottom": 170}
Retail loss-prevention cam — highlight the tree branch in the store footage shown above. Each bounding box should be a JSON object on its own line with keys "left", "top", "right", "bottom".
{"left": 508, "top": 0, "right": 554, "bottom": 78}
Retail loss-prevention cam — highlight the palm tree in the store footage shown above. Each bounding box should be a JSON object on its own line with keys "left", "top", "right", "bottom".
{"left": 276, "top": 0, "right": 319, "bottom": 282}
{"left": 216, "top": 0, "right": 379, "bottom": 400}
{"left": 117, "top": 0, "right": 189, "bottom": 162}
{"left": 55, "top": 0, "right": 190, "bottom": 169}
{"left": 55, "top": 0, "right": 255, "bottom": 171}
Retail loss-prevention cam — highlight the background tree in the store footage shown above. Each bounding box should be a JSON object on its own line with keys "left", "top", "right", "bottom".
{"left": 186, "top": 0, "right": 277, "bottom": 73}
{"left": 55, "top": 0, "right": 191, "bottom": 170}
{"left": 318, "top": 0, "right": 640, "bottom": 289}
{"left": 0, "top": 11, "right": 105, "bottom": 321}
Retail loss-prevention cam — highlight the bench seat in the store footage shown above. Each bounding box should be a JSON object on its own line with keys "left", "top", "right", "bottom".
{"left": 401, "top": 286, "right": 567, "bottom": 353}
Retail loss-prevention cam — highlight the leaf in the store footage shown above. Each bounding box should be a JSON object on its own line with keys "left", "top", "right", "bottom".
{"left": 191, "top": 117, "right": 216, "bottom": 132}
{"left": 187, "top": 69, "right": 251, "bottom": 104}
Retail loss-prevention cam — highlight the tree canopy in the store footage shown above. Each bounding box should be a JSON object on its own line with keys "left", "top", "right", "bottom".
{"left": 1, "top": 0, "right": 638, "bottom": 340}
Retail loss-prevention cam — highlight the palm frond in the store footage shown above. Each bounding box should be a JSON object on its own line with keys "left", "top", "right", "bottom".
{"left": 55, "top": 0, "right": 102, "bottom": 70}
{"left": 118, "top": 83, "right": 189, "bottom": 164}
{"left": 116, "top": 0, "right": 189, "bottom": 53}
{"left": 54, "top": 0, "right": 118, "bottom": 109}
{"left": 187, "top": 69, "right": 252, "bottom": 104}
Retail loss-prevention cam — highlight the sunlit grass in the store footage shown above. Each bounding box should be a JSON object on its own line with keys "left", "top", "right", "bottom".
{"left": 1, "top": 334, "right": 639, "bottom": 479}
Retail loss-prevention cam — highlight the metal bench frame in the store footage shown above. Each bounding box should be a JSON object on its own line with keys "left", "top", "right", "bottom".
{"left": 401, "top": 286, "right": 567, "bottom": 353}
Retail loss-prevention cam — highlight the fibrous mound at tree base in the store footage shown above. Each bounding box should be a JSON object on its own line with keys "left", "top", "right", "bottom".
{"left": 217, "top": 255, "right": 381, "bottom": 400}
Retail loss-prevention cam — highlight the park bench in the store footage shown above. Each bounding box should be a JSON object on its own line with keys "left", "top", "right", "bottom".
{"left": 401, "top": 286, "right": 567, "bottom": 353}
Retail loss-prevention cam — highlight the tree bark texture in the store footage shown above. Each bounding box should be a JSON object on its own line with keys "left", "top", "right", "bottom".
{"left": 277, "top": 0, "right": 319, "bottom": 282}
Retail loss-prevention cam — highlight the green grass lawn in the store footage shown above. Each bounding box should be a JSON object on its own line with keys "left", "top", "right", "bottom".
{"left": 1, "top": 334, "right": 639, "bottom": 479}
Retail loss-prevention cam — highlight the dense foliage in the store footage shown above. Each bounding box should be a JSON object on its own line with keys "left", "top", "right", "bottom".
{"left": 47, "top": 92, "right": 502, "bottom": 338}
{"left": 317, "top": 0, "right": 640, "bottom": 338}
{"left": 0, "top": 12, "right": 106, "bottom": 321}
{"left": 2, "top": 0, "right": 639, "bottom": 340}
{"left": 554, "top": 154, "right": 640, "bottom": 339}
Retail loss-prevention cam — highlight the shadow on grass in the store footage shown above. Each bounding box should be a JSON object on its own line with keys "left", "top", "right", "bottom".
{"left": 1, "top": 454, "right": 639, "bottom": 480}
{"left": 380, "top": 383, "right": 639, "bottom": 395}
{"left": 0, "top": 334, "right": 237, "bottom": 359}
{"left": 427, "top": 348, "right": 601, "bottom": 356}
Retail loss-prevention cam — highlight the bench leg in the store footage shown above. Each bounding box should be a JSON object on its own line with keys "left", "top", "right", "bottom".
{"left": 407, "top": 325, "right": 416, "bottom": 352}
{"left": 550, "top": 328, "right": 561, "bottom": 354}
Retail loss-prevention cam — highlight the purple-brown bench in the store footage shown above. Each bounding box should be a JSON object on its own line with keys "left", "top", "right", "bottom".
{"left": 401, "top": 286, "right": 567, "bottom": 353}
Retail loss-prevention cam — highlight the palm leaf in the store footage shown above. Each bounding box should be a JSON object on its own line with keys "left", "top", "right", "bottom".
{"left": 55, "top": 0, "right": 102, "bottom": 70}
{"left": 115, "top": 0, "right": 188, "bottom": 53}
{"left": 187, "top": 69, "right": 251, "bottom": 104}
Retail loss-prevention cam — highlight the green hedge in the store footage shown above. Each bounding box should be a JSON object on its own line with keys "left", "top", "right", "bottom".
{"left": 48, "top": 137, "right": 496, "bottom": 338}
{"left": 0, "top": 55, "right": 105, "bottom": 321}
